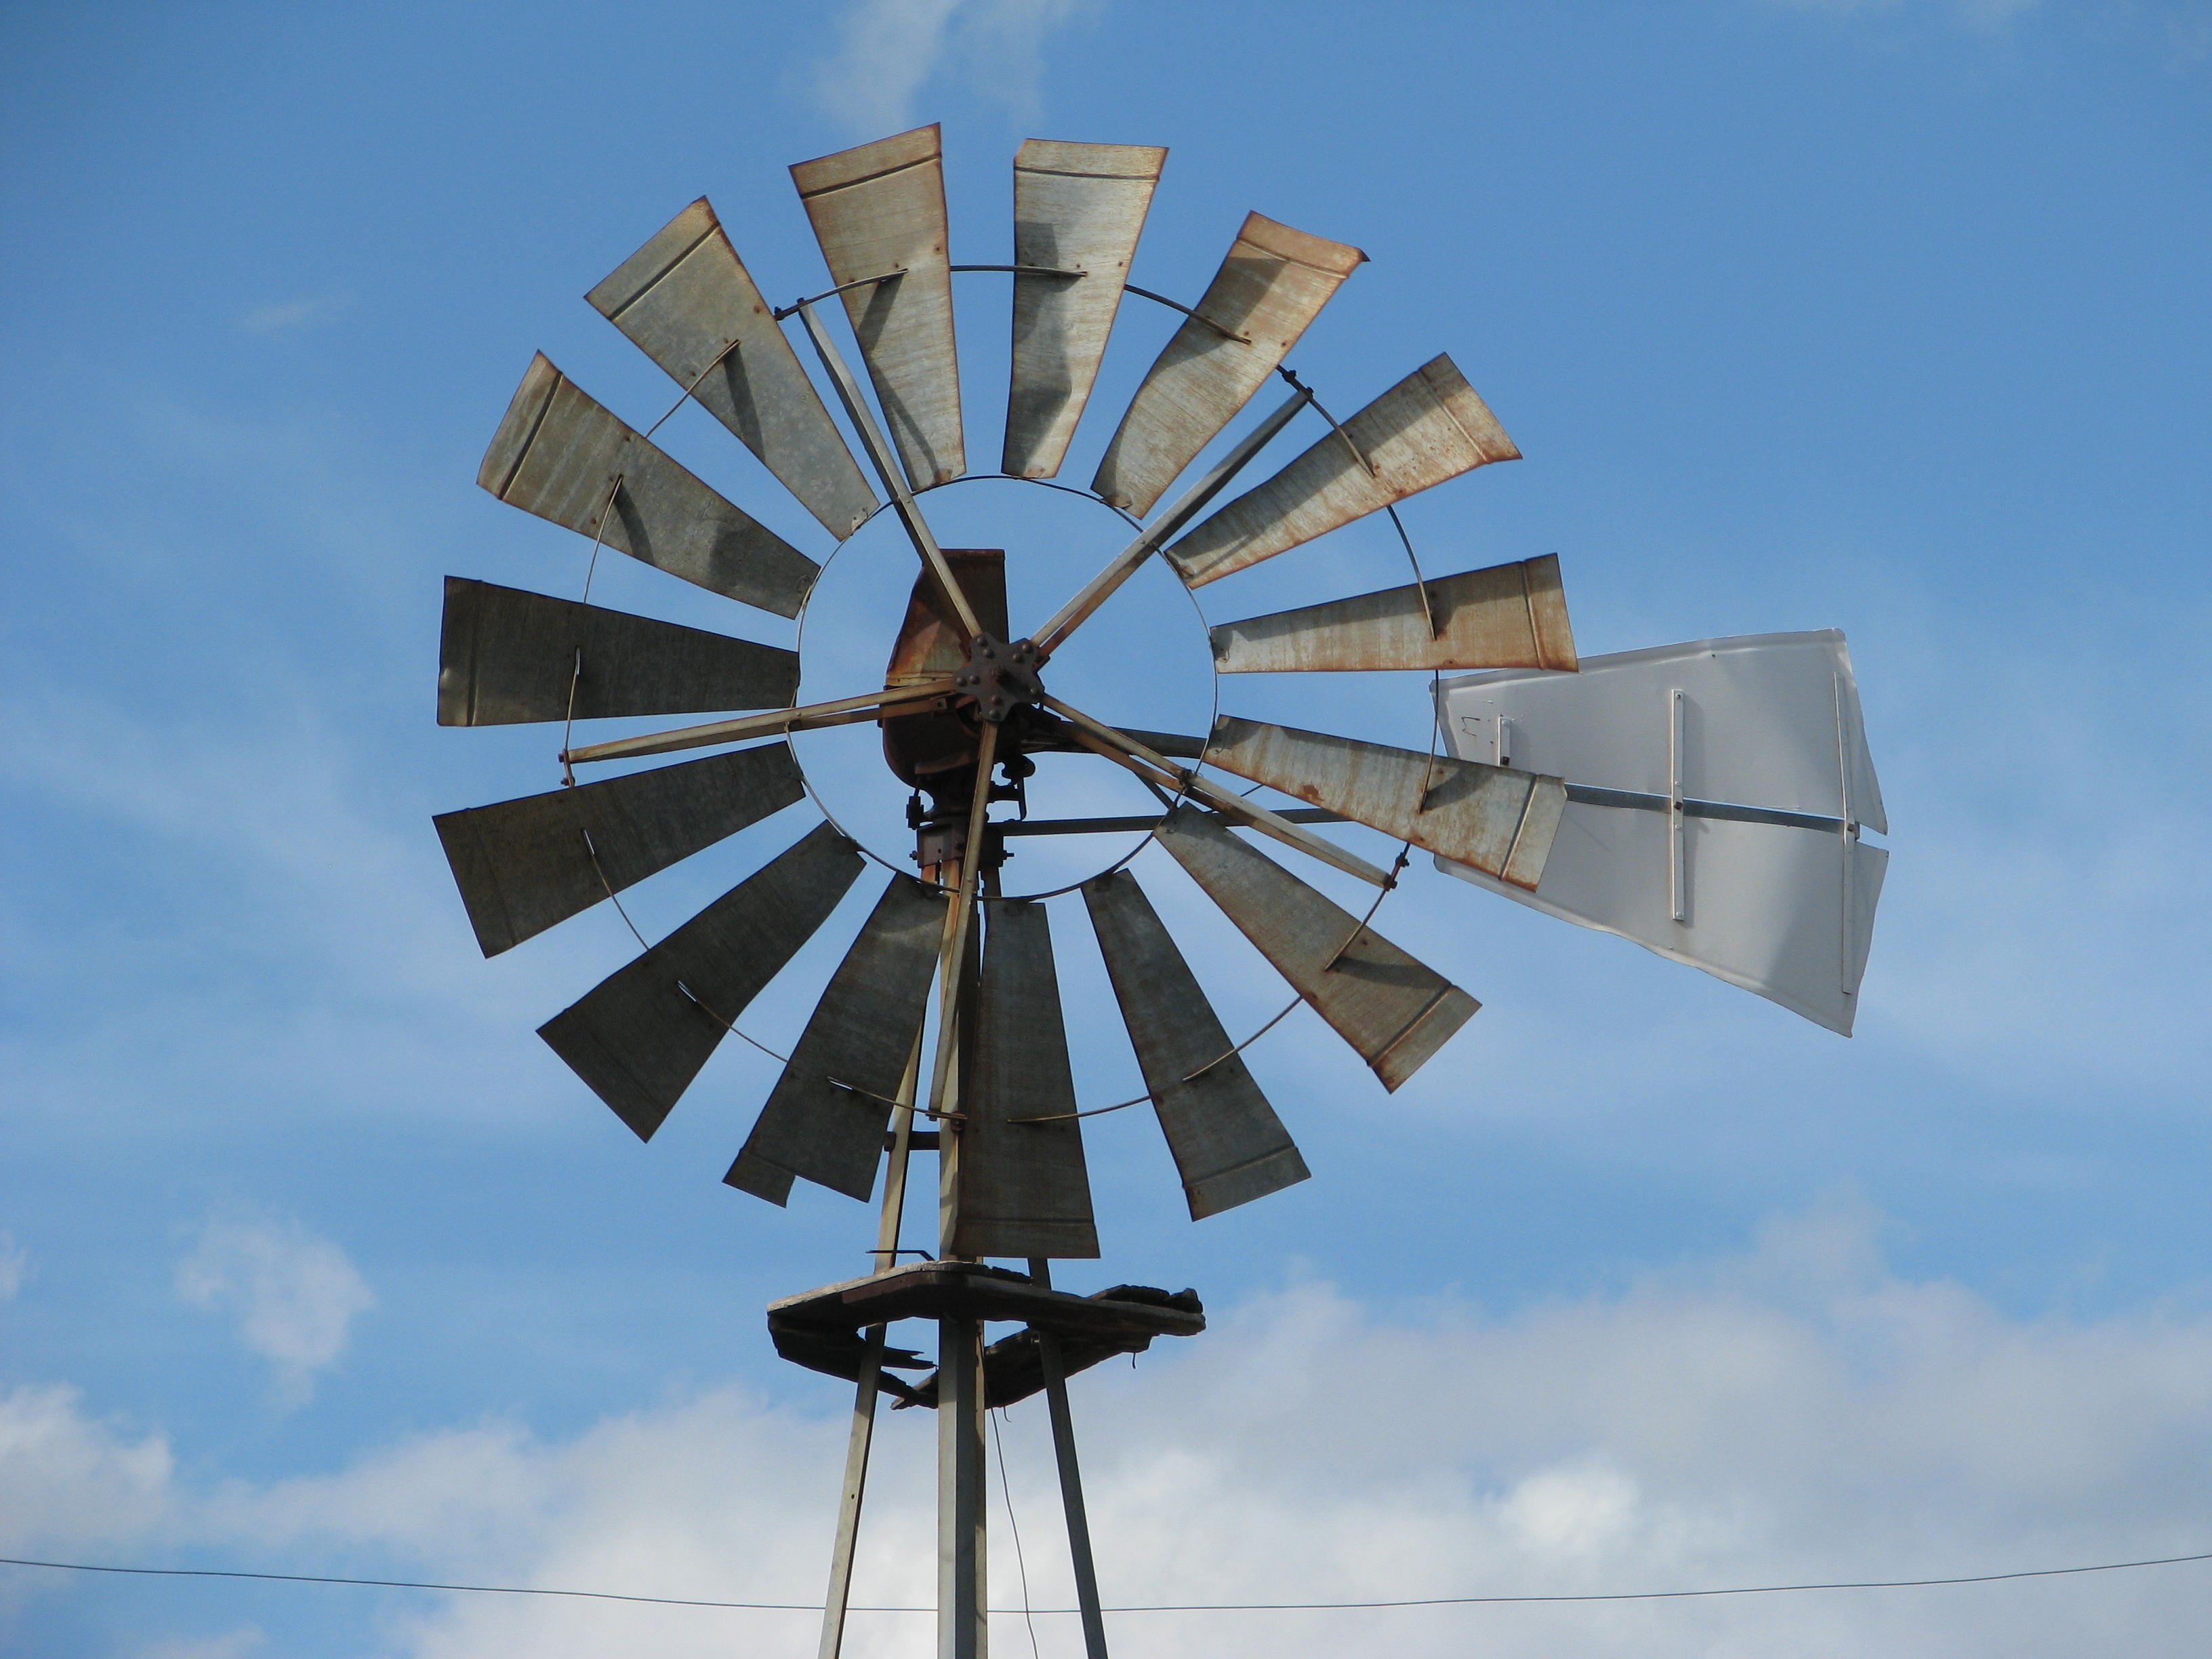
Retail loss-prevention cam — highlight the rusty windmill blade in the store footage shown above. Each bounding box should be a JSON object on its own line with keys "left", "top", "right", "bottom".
{"left": 1080, "top": 868, "right": 1310, "bottom": 1219}
{"left": 436, "top": 577, "right": 800, "bottom": 726}
{"left": 726, "top": 874, "right": 947, "bottom": 1205}
{"left": 949, "top": 898, "right": 1100, "bottom": 1261}
{"left": 538, "top": 821, "right": 865, "bottom": 1141}
{"left": 588, "top": 199, "right": 878, "bottom": 540}
{"left": 1203, "top": 716, "right": 1566, "bottom": 890}
{"left": 1091, "top": 212, "right": 1366, "bottom": 516}
{"left": 1209, "top": 556, "right": 1578, "bottom": 676}
{"left": 1153, "top": 806, "right": 1478, "bottom": 1092}
{"left": 433, "top": 745, "right": 804, "bottom": 959}
{"left": 1003, "top": 140, "right": 1168, "bottom": 480}
{"left": 479, "top": 354, "right": 820, "bottom": 617}
{"left": 1166, "top": 355, "right": 1519, "bottom": 589}
{"left": 792, "top": 125, "right": 964, "bottom": 492}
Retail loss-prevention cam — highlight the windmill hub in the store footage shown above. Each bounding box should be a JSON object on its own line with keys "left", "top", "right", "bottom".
{"left": 952, "top": 634, "right": 1044, "bottom": 724}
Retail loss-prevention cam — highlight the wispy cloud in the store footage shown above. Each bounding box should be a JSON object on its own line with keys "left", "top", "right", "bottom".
{"left": 806, "top": 0, "right": 1101, "bottom": 137}
{"left": 0, "top": 1233, "right": 28, "bottom": 1302}
{"left": 235, "top": 293, "right": 354, "bottom": 336}
{"left": 1763, "top": 0, "right": 2043, "bottom": 20}
{"left": 177, "top": 1216, "right": 375, "bottom": 1408}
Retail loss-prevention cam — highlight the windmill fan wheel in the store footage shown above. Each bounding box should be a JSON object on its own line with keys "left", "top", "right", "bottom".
{"left": 434, "top": 125, "right": 1582, "bottom": 1263}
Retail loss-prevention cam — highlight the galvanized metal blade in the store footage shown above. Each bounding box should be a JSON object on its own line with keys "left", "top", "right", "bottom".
{"left": 433, "top": 744, "right": 803, "bottom": 958}
{"left": 1209, "top": 556, "right": 1576, "bottom": 674}
{"left": 792, "top": 125, "right": 964, "bottom": 491}
{"left": 1080, "top": 869, "right": 1309, "bottom": 1219}
{"left": 1167, "top": 356, "right": 1519, "bottom": 588}
{"left": 1153, "top": 806, "right": 1477, "bottom": 1092}
{"left": 588, "top": 198, "right": 878, "bottom": 540}
{"left": 724, "top": 874, "right": 946, "bottom": 1205}
{"left": 1002, "top": 140, "right": 1166, "bottom": 480}
{"left": 537, "top": 821, "right": 864, "bottom": 1141}
{"left": 437, "top": 577, "right": 800, "bottom": 726}
{"left": 479, "top": 354, "right": 820, "bottom": 616}
{"left": 950, "top": 899, "right": 1100, "bottom": 1260}
{"left": 1204, "top": 716, "right": 1565, "bottom": 890}
{"left": 1090, "top": 212, "right": 1364, "bottom": 516}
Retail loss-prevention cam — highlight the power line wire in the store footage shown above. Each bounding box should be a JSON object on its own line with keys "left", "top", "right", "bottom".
{"left": 3, "top": 1549, "right": 2209, "bottom": 1614}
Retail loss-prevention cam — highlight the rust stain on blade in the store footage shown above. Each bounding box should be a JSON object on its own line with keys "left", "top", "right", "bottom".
{"left": 1003, "top": 140, "right": 1166, "bottom": 480}
{"left": 1205, "top": 716, "right": 1567, "bottom": 890}
{"left": 478, "top": 353, "right": 819, "bottom": 617}
{"left": 725, "top": 874, "right": 945, "bottom": 1206}
{"left": 1081, "top": 869, "right": 1309, "bottom": 1219}
{"left": 589, "top": 198, "right": 876, "bottom": 539}
{"left": 434, "top": 744, "right": 803, "bottom": 958}
{"left": 437, "top": 577, "right": 799, "bottom": 726}
{"left": 1208, "top": 556, "right": 1577, "bottom": 674}
{"left": 1153, "top": 808, "right": 1477, "bottom": 1091}
{"left": 792, "top": 125, "right": 964, "bottom": 491}
{"left": 1168, "top": 355, "right": 1519, "bottom": 588}
{"left": 1091, "top": 211, "right": 1364, "bottom": 516}
{"left": 537, "top": 823, "right": 864, "bottom": 1141}
{"left": 951, "top": 899, "right": 1100, "bottom": 1260}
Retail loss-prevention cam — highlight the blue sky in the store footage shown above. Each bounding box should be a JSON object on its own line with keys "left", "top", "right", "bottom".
{"left": 4, "top": 2, "right": 2211, "bottom": 1655}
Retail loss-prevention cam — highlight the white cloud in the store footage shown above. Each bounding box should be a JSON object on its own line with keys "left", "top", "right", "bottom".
{"left": 236, "top": 293, "right": 353, "bottom": 335}
{"left": 177, "top": 1216, "right": 375, "bottom": 1408}
{"left": 0, "top": 1385, "right": 173, "bottom": 1552}
{"left": 13, "top": 1202, "right": 2212, "bottom": 1652}
{"left": 806, "top": 0, "right": 1101, "bottom": 137}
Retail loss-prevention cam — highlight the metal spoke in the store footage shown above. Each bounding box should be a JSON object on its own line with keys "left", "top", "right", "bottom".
{"left": 560, "top": 679, "right": 959, "bottom": 767}
{"left": 1042, "top": 694, "right": 1390, "bottom": 888}
{"left": 794, "top": 300, "right": 987, "bottom": 644}
{"left": 1031, "top": 384, "right": 1312, "bottom": 659}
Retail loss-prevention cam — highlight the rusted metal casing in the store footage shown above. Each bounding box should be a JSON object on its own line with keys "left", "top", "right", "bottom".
{"left": 1209, "top": 556, "right": 1576, "bottom": 675}
{"left": 882, "top": 550, "right": 1006, "bottom": 793}
{"left": 538, "top": 823, "right": 863, "bottom": 1140}
{"left": 950, "top": 899, "right": 1099, "bottom": 1260}
{"left": 478, "top": 354, "right": 820, "bottom": 617}
{"left": 588, "top": 198, "right": 876, "bottom": 539}
{"left": 1154, "top": 807, "right": 1477, "bottom": 1091}
{"left": 1081, "top": 869, "right": 1309, "bottom": 1218}
{"left": 437, "top": 577, "right": 798, "bottom": 726}
{"left": 793, "top": 125, "right": 964, "bottom": 491}
{"left": 726, "top": 874, "right": 946, "bottom": 1204}
{"left": 435, "top": 744, "right": 803, "bottom": 958}
{"left": 1204, "top": 716, "right": 1565, "bottom": 890}
{"left": 1092, "top": 212, "right": 1364, "bottom": 516}
{"left": 1004, "top": 140, "right": 1166, "bottom": 480}
{"left": 1168, "top": 355, "right": 1518, "bottom": 588}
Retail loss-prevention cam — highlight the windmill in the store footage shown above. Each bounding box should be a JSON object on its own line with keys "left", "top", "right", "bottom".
{"left": 435, "top": 124, "right": 1884, "bottom": 1658}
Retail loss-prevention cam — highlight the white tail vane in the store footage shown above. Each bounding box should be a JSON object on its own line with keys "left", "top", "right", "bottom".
{"left": 1435, "top": 632, "right": 1887, "bottom": 1035}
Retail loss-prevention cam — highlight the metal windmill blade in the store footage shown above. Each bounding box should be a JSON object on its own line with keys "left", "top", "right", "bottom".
{"left": 588, "top": 198, "right": 878, "bottom": 540}
{"left": 1004, "top": 140, "right": 1166, "bottom": 480}
{"left": 1208, "top": 555, "right": 1577, "bottom": 675}
{"left": 434, "top": 125, "right": 1884, "bottom": 1659}
{"left": 1092, "top": 211, "right": 1366, "bottom": 515}
{"left": 478, "top": 353, "right": 819, "bottom": 616}
{"left": 792, "top": 124, "right": 964, "bottom": 491}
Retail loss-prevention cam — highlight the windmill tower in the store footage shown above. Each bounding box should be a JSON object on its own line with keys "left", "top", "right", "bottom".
{"left": 435, "top": 124, "right": 1885, "bottom": 1657}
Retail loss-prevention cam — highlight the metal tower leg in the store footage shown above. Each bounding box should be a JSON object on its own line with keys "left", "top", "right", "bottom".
{"left": 817, "top": 1328, "right": 885, "bottom": 1659}
{"left": 1028, "top": 1261, "right": 1109, "bottom": 1659}
{"left": 938, "top": 1313, "right": 989, "bottom": 1659}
